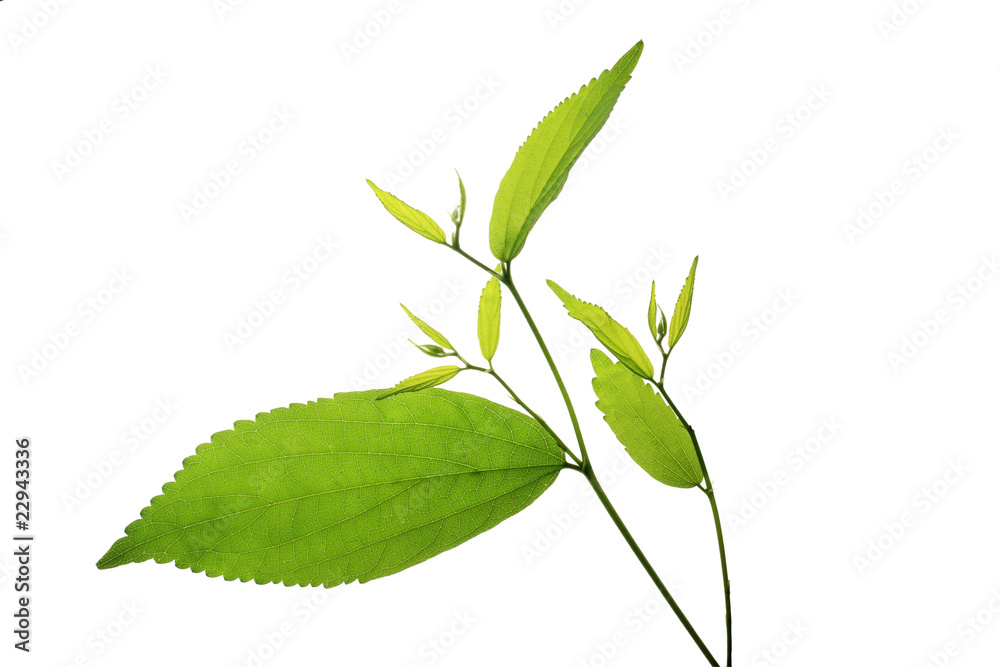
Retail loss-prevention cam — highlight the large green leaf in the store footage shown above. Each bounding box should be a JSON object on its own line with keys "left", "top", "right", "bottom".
{"left": 367, "top": 180, "right": 447, "bottom": 244}
{"left": 548, "top": 279, "right": 654, "bottom": 379}
{"left": 591, "top": 350, "right": 702, "bottom": 489}
{"left": 97, "top": 390, "right": 567, "bottom": 586}
{"left": 488, "top": 41, "right": 643, "bottom": 262}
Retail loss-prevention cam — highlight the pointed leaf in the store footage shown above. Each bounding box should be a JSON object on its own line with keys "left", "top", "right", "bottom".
{"left": 591, "top": 350, "right": 702, "bottom": 489}
{"left": 647, "top": 281, "right": 657, "bottom": 340}
{"left": 380, "top": 366, "right": 461, "bottom": 399}
{"left": 547, "top": 280, "right": 654, "bottom": 379}
{"left": 477, "top": 277, "right": 502, "bottom": 361}
{"left": 401, "top": 304, "right": 452, "bottom": 350}
{"left": 668, "top": 256, "right": 699, "bottom": 348}
{"left": 97, "top": 390, "right": 566, "bottom": 586}
{"left": 489, "top": 41, "right": 644, "bottom": 262}
{"left": 456, "top": 170, "right": 467, "bottom": 225}
{"left": 367, "top": 180, "right": 447, "bottom": 244}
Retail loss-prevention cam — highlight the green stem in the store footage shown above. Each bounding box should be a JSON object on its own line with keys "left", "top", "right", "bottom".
{"left": 583, "top": 465, "right": 720, "bottom": 667}
{"left": 503, "top": 270, "right": 589, "bottom": 463}
{"left": 655, "top": 377, "right": 732, "bottom": 667}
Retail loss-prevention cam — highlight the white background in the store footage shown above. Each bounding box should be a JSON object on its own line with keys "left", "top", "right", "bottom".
{"left": 2, "top": 0, "right": 999, "bottom": 665}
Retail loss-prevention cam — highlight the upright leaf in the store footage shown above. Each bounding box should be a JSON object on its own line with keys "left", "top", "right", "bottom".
{"left": 547, "top": 280, "right": 654, "bottom": 379}
{"left": 456, "top": 170, "right": 467, "bottom": 225}
{"left": 477, "top": 277, "right": 502, "bottom": 361}
{"left": 647, "top": 281, "right": 658, "bottom": 340}
{"left": 591, "top": 350, "right": 702, "bottom": 489}
{"left": 488, "top": 41, "right": 644, "bottom": 262}
{"left": 367, "top": 180, "right": 447, "bottom": 244}
{"left": 668, "top": 257, "right": 699, "bottom": 348}
{"left": 97, "top": 390, "right": 567, "bottom": 586}
{"left": 380, "top": 366, "right": 461, "bottom": 399}
{"left": 401, "top": 304, "right": 453, "bottom": 350}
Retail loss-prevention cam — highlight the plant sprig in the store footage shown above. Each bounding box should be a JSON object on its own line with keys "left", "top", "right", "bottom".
{"left": 98, "top": 39, "right": 736, "bottom": 667}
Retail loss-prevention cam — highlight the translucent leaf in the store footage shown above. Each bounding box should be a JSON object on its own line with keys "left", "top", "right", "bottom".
{"left": 410, "top": 340, "right": 449, "bottom": 358}
{"left": 379, "top": 366, "right": 461, "bottom": 399}
{"left": 547, "top": 279, "right": 654, "bottom": 379}
{"left": 477, "top": 277, "right": 502, "bottom": 361}
{"left": 647, "top": 281, "right": 658, "bottom": 340}
{"left": 591, "top": 350, "right": 702, "bottom": 489}
{"left": 97, "top": 390, "right": 566, "bottom": 586}
{"left": 401, "top": 304, "right": 452, "bottom": 350}
{"left": 488, "top": 41, "right": 644, "bottom": 262}
{"left": 367, "top": 180, "right": 447, "bottom": 244}
{"left": 668, "top": 257, "right": 699, "bottom": 348}
{"left": 456, "top": 170, "right": 467, "bottom": 225}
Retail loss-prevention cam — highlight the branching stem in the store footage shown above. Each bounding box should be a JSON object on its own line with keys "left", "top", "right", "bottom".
{"left": 448, "top": 244, "right": 720, "bottom": 666}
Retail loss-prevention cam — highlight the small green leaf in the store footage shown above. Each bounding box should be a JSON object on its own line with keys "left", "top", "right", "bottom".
{"left": 97, "top": 390, "right": 566, "bottom": 586}
{"left": 477, "top": 276, "right": 502, "bottom": 362}
{"left": 380, "top": 366, "right": 461, "bottom": 399}
{"left": 647, "top": 281, "right": 657, "bottom": 340}
{"left": 489, "top": 41, "right": 644, "bottom": 262}
{"left": 668, "top": 257, "right": 699, "bottom": 348}
{"left": 656, "top": 306, "right": 667, "bottom": 340}
{"left": 591, "top": 350, "right": 702, "bottom": 489}
{"left": 410, "top": 340, "right": 449, "bottom": 358}
{"left": 401, "top": 304, "right": 453, "bottom": 350}
{"left": 547, "top": 280, "right": 654, "bottom": 379}
{"left": 367, "top": 180, "right": 447, "bottom": 244}
{"left": 456, "top": 170, "right": 467, "bottom": 225}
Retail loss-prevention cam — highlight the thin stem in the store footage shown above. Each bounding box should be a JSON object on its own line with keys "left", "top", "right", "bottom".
{"left": 655, "top": 375, "right": 732, "bottom": 667}
{"left": 583, "top": 465, "right": 720, "bottom": 667}
{"left": 450, "top": 246, "right": 504, "bottom": 281}
{"left": 503, "top": 268, "right": 589, "bottom": 463}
